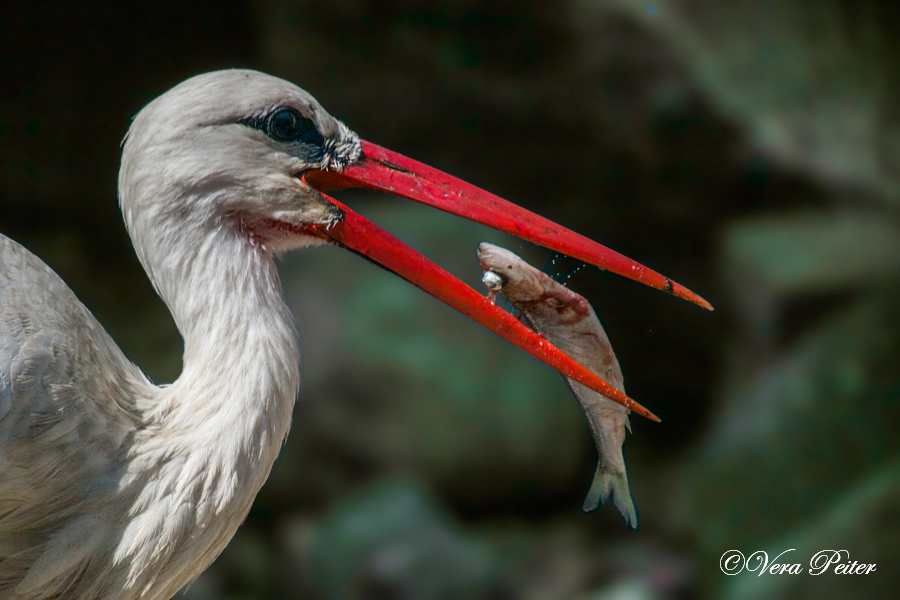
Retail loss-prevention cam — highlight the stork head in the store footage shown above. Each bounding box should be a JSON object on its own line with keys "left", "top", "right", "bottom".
{"left": 119, "top": 70, "right": 362, "bottom": 258}
{"left": 120, "top": 69, "right": 711, "bottom": 422}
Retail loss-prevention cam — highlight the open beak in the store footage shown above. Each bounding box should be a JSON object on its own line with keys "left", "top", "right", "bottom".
{"left": 308, "top": 141, "right": 713, "bottom": 310}
{"left": 298, "top": 140, "right": 712, "bottom": 422}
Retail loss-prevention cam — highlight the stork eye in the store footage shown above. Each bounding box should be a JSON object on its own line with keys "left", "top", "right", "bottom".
{"left": 265, "top": 107, "right": 324, "bottom": 146}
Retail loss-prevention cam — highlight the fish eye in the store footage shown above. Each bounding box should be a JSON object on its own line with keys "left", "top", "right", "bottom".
{"left": 265, "top": 107, "right": 324, "bottom": 146}
{"left": 482, "top": 270, "right": 505, "bottom": 292}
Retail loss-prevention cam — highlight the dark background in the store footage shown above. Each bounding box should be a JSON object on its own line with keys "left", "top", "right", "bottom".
{"left": 3, "top": 0, "right": 900, "bottom": 598}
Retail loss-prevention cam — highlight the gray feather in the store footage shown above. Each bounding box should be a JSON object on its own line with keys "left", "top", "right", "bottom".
{"left": 0, "top": 235, "right": 149, "bottom": 598}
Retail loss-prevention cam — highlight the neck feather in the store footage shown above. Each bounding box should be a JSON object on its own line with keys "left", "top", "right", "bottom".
{"left": 113, "top": 219, "right": 302, "bottom": 594}
{"left": 141, "top": 224, "right": 300, "bottom": 472}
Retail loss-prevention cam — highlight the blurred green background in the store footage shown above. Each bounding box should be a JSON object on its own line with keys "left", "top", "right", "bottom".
{"left": 2, "top": 0, "right": 899, "bottom": 597}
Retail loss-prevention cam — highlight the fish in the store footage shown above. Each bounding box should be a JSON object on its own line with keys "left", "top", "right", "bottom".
{"left": 477, "top": 242, "right": 638, "bottom": 529}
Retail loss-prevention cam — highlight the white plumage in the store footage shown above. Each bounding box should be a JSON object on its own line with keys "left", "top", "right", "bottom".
{"left": 0, "top": 70, "right": 356, "bottom": 599}
{"left": 0, "top": 67, "right": 708, "bottom": 600}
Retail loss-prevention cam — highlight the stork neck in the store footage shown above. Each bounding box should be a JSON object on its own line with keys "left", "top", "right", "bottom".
{"left": 116, "top": 223, "right": 301, "bottom": 592}
{"left": 148, "top": 226, "right": 300, "bottom": 441}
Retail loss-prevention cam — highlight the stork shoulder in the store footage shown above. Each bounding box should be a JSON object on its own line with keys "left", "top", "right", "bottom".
{"left": 0, "top": 234, "right": 153, "bottom": 599}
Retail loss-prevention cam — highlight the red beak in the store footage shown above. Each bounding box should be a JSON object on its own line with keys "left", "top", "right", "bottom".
{"left": 299, "top": 140, "right": 712, "bottom": 422}
{"left": 309, "top": 141, "right": 713, "bottom": 310}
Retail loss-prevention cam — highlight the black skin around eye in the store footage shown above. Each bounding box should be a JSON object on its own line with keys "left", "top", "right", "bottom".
{"left": 264, "top": 107, "right": 325, "bottom": 147}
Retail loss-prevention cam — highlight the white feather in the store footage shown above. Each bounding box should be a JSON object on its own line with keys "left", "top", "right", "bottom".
{"left": 0, "top": 70, "right": 361, "bottom": 599}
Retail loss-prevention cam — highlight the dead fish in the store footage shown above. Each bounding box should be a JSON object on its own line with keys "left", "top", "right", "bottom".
{"left": 477, "top": 242, "right": 637, "bottom": 529}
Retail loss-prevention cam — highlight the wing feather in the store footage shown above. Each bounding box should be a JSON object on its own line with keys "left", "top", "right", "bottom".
{"left": 0, "top": 235, "right": 152, "bottom": 599}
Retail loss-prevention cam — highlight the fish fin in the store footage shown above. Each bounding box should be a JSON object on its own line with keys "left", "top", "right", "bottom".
{"left": 582, "top": 462, "right": 638, "bottom": 530}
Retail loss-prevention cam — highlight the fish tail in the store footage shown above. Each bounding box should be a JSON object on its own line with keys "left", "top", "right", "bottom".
{"left": 582, "top": 463, "right": 638, "bottom": 530}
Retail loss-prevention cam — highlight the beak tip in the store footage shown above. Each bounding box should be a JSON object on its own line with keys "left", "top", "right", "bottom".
{"left": 669, "top": 281, "right": 714, "bottom": 311}
{"left": 697, "top": 298, "right": 715, "bottom": 311}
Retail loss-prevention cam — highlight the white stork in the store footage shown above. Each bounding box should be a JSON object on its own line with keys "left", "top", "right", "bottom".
{"left": 0, "top": 70, "right": 709, "bottom": 600}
